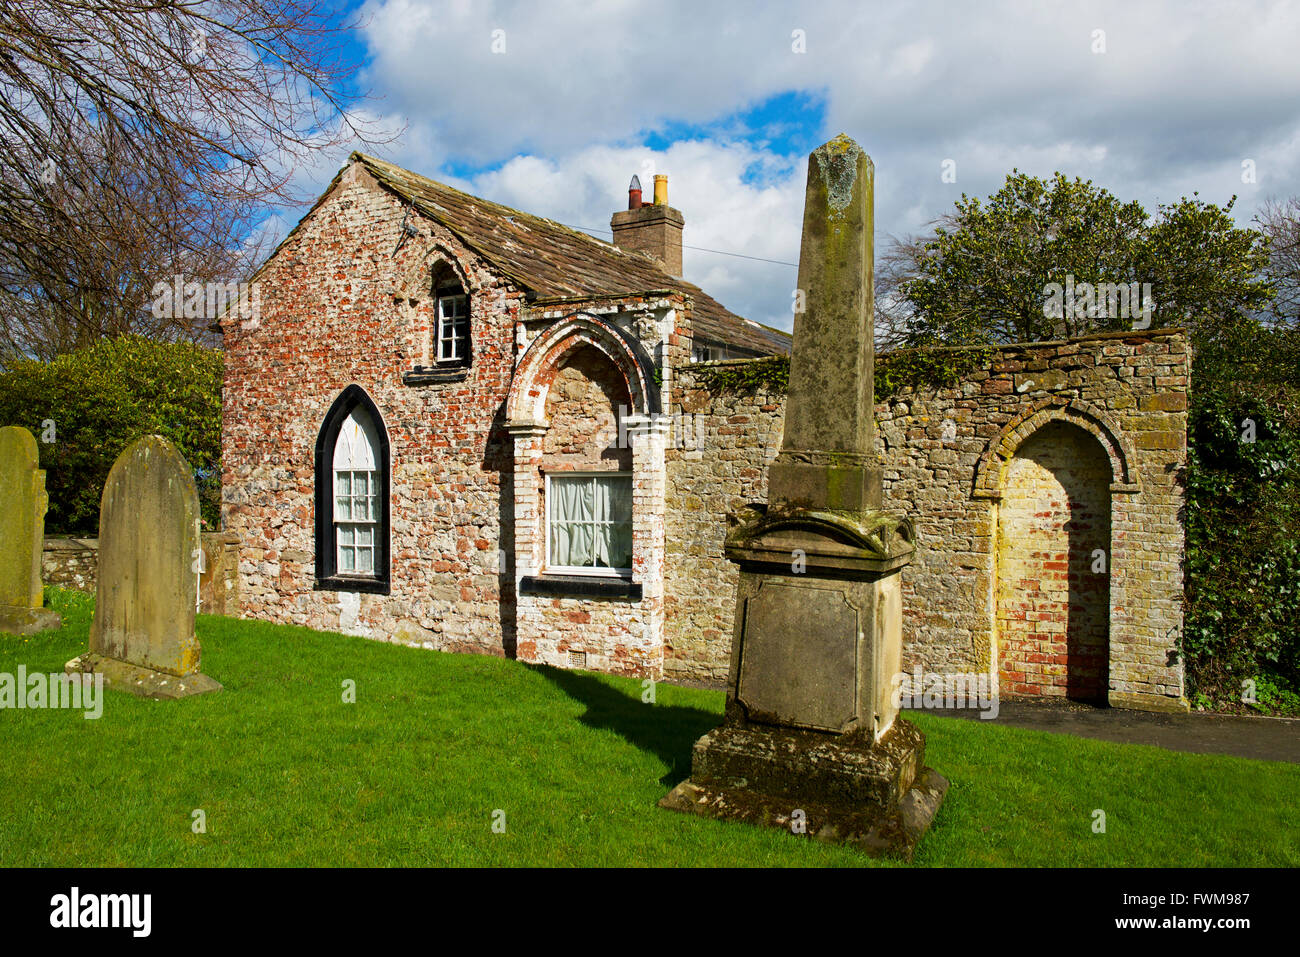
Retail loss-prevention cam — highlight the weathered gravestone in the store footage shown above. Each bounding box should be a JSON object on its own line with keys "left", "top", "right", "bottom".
{"left": 660, "top": 135, "right": 947, "bottom": 859}
{"left": 0, "top": 426, "right": 62, "bottom": 635}
{"left": 65, "top": 435, "right": 221, "bottom": 698}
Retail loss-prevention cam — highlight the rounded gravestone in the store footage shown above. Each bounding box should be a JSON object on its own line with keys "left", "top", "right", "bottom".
{"left": 67, "top": 434, "right": 220, "bottom": 697}
{"left": 0, "top": 425, "right": 62, "bottom": 634}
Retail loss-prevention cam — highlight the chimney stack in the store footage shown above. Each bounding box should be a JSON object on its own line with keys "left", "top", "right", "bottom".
{"left": 611, "top": 173, "right": 684, "bottom": 276}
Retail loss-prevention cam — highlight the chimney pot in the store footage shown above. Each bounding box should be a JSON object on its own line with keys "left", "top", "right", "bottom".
{"left": 611, "top": 173, "right": 684, "bottom": 276}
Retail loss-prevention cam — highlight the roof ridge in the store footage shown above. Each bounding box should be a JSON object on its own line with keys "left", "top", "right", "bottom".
{"left": 352, "top": 151, "right": 671, "bottom": 274}
{"left": 342, "top": 151, "right": 790, "bottom": 356}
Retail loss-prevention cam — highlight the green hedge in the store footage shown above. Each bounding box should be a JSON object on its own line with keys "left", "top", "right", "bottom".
{"left": 1182, "top": 325, "right": 1300, "bottom": 712}
{"left": 0, "top": 336, "right": 222, "bottom": 533}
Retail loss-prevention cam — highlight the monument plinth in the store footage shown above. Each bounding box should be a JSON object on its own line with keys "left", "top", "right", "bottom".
{"left": 660, "top": 135, "right": 946, "bottom": 859}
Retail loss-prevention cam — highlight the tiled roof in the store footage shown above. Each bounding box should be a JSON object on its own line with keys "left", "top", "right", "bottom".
{"left": 350, "top": 153, "right": 790, "bottom": 356}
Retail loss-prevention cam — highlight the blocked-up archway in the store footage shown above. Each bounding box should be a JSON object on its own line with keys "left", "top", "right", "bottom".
{"left": 504, "top": 313, "right": 667, "bottom": 678}
{"left": 995, "top": 421, "right": 1112, "bottom": 702}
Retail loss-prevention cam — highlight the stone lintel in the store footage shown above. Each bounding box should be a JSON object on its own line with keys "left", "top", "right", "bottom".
{"left": 504, "top": 420, "right": 549, "bottom": 438}
{"left": 65, "top": 652, "right": 222, "bottom": 700}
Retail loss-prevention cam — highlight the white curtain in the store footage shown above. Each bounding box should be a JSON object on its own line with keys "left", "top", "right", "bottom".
{"left": 593, "top": 477, "right": 632, "bottom": 569}
{"left": 550, "top": 477, "right": 593, "bottom": 567}
{"left": 550, "top": 475, "right": 632, "bottom": 570}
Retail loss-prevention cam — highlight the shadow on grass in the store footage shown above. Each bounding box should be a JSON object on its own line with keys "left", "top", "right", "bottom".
{"left": 529, "top": 664, "right": 720, "bottom": 786}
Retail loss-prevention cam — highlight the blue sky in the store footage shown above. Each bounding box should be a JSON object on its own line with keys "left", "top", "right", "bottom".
{"left": 271, "top": 0, "right": 1300, "bottom": 331}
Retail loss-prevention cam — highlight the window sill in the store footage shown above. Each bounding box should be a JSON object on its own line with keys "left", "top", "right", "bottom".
{"left": 401, "top": 365, "right": 470, "bottom": 386}
{"left": 315, "top": 575, "right": 391, "bottom": 595}
{"left": 519, "top": 575, "right": 642, "bottom": 600}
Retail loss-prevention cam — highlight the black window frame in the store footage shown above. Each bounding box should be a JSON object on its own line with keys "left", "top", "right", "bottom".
{"left": 314, "top": 385, "right": 391, "bottom": 594}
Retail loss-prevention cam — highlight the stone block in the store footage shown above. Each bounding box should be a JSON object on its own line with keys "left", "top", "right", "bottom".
{"left": 660, "top": 719, "right": 947, "bottom": 860}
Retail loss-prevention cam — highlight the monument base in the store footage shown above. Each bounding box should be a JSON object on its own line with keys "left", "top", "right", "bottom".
{"left": 659, "top": 719, "right": 947, "bottom": 860}
{"left": 65, "top": 652, "right": 222, "bottom": 699}
{"left": 0, "top": 604, "right": 62, "bottom": 636}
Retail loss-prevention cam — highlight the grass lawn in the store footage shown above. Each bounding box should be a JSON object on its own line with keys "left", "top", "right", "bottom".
{"left": 1, "top": 587, "right": 1296, "bottom": 867}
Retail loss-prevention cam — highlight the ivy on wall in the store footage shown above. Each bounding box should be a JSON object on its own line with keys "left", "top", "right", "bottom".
{"left": 691, "top": 346, "right": 996, "bottom": 400}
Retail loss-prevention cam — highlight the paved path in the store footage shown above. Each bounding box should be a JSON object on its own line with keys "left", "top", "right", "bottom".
{"left": 914, "top": 700, "right": 1300, "bottom": 764}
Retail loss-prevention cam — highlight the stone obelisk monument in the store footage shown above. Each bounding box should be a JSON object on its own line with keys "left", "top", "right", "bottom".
{"left": 660, "top": 135, "right": 946, "bottom": 859}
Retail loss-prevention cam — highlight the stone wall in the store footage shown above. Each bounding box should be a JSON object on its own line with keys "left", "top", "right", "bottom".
{"left": 42, "top": 537, "right": 99, "bottom": 592}
{"left": 664, "top": 328, "right": 1189, "bottom": 712}
{"left": 42, "top": 532, "right": 241, "bottom": 616}
{"left": 664, "top": 382, "right": 784, "bottom": 680}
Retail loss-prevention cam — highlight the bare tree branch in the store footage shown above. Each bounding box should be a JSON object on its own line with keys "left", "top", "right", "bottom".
{"left": 0, "top": 0, "right": 395, "bottom": 361}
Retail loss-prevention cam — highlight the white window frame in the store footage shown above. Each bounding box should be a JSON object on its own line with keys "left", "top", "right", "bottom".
{"left": 435, "top": 288, "right": 470, "bottom": 364}
{"left": 333, "top": 468, "right": 377, "bottom": 576}
{"left": 544, "top": 471, "right": 634, "bottom": 577}
{"left": 332, "top": 410, "right": 381, "bottom": 579}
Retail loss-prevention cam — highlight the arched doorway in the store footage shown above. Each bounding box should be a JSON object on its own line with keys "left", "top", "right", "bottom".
{"left": 996, "top": 421, "right": 1111, "bottom": 702}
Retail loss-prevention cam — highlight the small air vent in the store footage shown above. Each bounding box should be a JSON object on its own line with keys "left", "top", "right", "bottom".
{"left": 567, "top": 650, "right": 587, "bottom": 669}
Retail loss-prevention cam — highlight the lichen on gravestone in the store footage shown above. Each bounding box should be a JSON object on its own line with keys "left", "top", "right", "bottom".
{"left": 64, "top": 434, "right": 220, "bottom": 698}
{"left": 0, "top": 425, "right": 61, "bottom": 635}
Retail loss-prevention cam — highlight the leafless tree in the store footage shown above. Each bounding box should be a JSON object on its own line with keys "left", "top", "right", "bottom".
{"left": 874, "top": 228, "right": 936, "bottom": 353}
{"left": 0, "top": 0, "right": 392, "bottom": 362}
{"left": 1258, "top": 196, "right": 1300, "bottom": 327}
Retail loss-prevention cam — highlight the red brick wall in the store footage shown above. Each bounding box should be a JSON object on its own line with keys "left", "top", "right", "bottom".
{"left": 221, "top": 163, "right": 524, "bottom": 653}
{"left": 995, "top": 421, "right": 1111, "bottom": 700}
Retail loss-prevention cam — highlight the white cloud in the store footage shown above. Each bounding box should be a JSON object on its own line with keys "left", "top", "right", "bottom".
{"left": 452, "top": 140, "right": 805, "bottom": 329}
{"left": 261, "top": 0, "right": 1300, "bottom": 329}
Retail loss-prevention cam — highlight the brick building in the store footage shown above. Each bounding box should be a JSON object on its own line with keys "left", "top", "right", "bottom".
{"left": 221, "top": 153, "right": 1189, "bottom": 711}
{"left": 221, "top": 153, "right": 788, "bottom": 679}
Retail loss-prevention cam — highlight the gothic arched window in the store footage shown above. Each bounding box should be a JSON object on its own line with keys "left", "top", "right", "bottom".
{"left": 315, "top": 386, "right": 391, "bottom": 593}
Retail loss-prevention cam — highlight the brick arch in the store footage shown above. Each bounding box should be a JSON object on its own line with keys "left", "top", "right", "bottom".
{"left": 973, "top": 398, "right": 1139, "bottom": 499}
{"left": 393, "top": 243, "right": 478, "bottom": 300}
{"left": 506, "top": 314, "right": 659, "bottom": 426}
